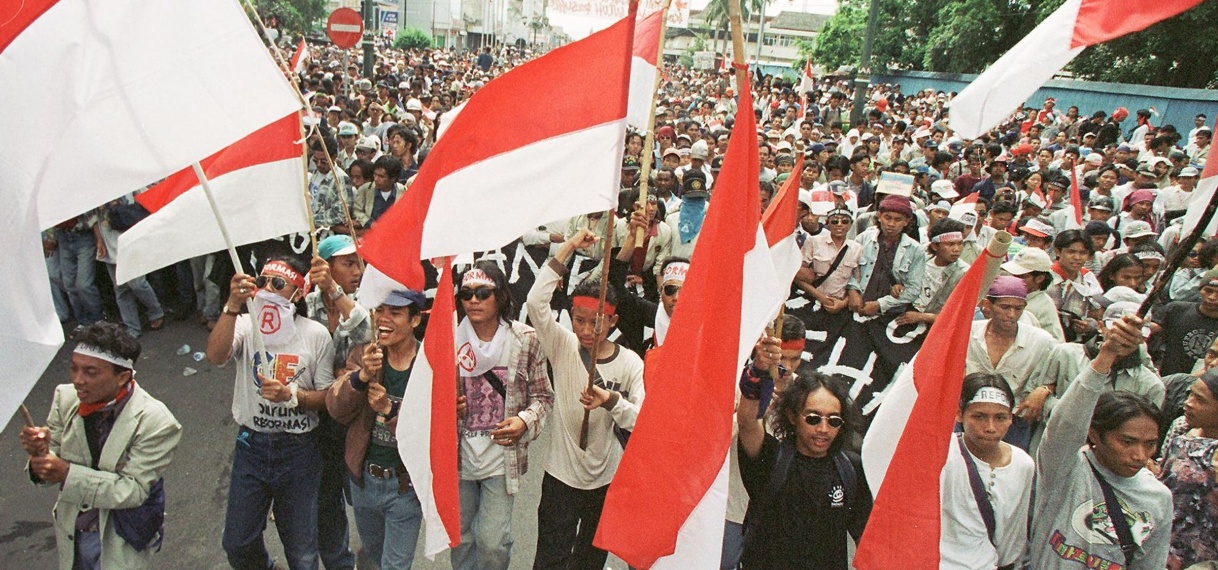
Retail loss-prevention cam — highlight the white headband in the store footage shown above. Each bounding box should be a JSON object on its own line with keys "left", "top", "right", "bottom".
{"left": 74, "top": 344, "right": 135, "bottom": 370}
{"left": 968, "top": 386, "right": 1012, "bottom": 408}
{"left": 931, "top": 231, "right": 964, "bottom": 244}
{"left": 461, "top": 269, "right": 495, "bottom": 289}
{"left": 662, "top": 262, "right": 690, "bottom": 284}
{"left": 1133, "top": 251, "right": 1164, "bottom": 262}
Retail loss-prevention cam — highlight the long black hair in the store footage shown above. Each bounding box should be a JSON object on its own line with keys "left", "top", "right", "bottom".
{"left": 456, "top": 260, "right": 515, "bottom": 322}
{"left": 769, "top": 369, "right": 861, "bottom": 454}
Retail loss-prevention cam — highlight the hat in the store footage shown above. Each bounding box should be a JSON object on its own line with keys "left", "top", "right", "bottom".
{"left": 621, "top": 156, "right": 640, "bottom": 171}
{"left": 827, "top": 180, "right": 849, "bottom": 195}
{"left": 682, "top": 171, "right": 709, "bottom": 198}
{"left": 1082, "top": 131, "right": 1097, "bottom": 139}
{"left": 1019, "top": 218, "right": 1055, "bottom": 238}
{"left": 765, "top": 130, "right": 782, "bottom": 139}
{"left": 926, "top": 200, "right": 951, "bottom": 213}
{"left": 776, "top": 141, "right": 793, "bottom": 153}
{"left": 405, "top": 98, "right": 423, "bottom": 111}
{"left": 1011, "top": 143, "right": 1033, "bottom": 156}
{"left": 397, "top": 81, "right": 410, "bottom": 89}
{"left": 327, "top": 105, "right": 342, "bottom": 114}
{"left": 676, "top": 133, "right": 693, "bottom": 143}
{"left": 656, "top": 126, "right": 676, "bottom": 139}
{"left": 921, "top": 139, "right": 937, "bottom": 149}
{"left": 318, "top": 235, "right": 357, "bottom": 261}
{"left": 930, "top": 179, "right": 958, "bottom": 198}
{"left": 1180, "top": 167, "right": 1200, "bottom": 177}
{"left": 358, "top": 78, "right": 373, "bottom": 91}
{"left": 1121, "top": 220, "right": 1156, "bottom": 239}
{"left": 382, "top": 288, "right": 427, "bottom": 308}
{"left": 1135, "top": 163, "right": 1156, "bottom": 176}
{"left": 1127, "top": 189, "right": 1156, "bottom": 205}
{"left": 337, "top": 121, "right": 358, "bottom": 136}
{"left": 808, "top": 143, "right": 826, "bottom": 155}
{"left": 1116, "top": 144, "right": 1133, "bottom": 153}
{"left": 1002, "top": 247, "right": 1052, "bottom": 275}
{"left": 1203, "top": 267, "right": 1218, "bottom": 289}
{"left": 355, "top": 135, "right": 380, "bottom": 152}
{"left": 878, "top": 195, "right": 914, "bottom": 217}
{"left": 690, "top": 141, "right": 709, "bottom": 160}
{"left": 662, "top": 147, "right": 681, "bottom": 159}
{"left": 987, "top": 275, "right": 1028, "bottom": 300}
{"left": 798, "top": 189, "right": 813, "bottom": 210}
{"left": 1085, "top": 153, "right": 1104, "bottom": 165}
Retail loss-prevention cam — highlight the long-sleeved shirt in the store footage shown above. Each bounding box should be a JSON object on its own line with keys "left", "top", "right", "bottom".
{"left": 526, "top": 258, "right": 645, "bottom": 490}
{"left": 848, "top": 228, "right": 927, "bottom": 314}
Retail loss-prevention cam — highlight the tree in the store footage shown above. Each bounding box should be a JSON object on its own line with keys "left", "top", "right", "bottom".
{"left": 700, "top": 0, "right": 764, "bottom": 58}
{"left": 249, "top": 0, "right": 328, "bottom": 37}
{"left": 394, "top": 27, "right": 433, "bottom": 51}
{"left": 1068, "top": 0, "right": 1218, "bottom": 89}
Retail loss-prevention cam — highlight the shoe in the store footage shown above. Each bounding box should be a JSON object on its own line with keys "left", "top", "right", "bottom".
{"left": 149, "top": 318, "right": 164, "bottom": 331}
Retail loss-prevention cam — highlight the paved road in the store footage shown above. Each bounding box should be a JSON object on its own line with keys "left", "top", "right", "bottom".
{"left": 0, "top": 319, "right": 632, "bottom": 569}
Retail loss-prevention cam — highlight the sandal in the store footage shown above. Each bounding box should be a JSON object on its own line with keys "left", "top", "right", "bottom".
{"left": 149, "top": 318, "right": 164, "bottom": 331}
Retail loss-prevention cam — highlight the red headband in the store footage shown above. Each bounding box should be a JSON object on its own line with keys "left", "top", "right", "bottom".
{"left": 572, "top": 295, "right": 616, "bottom": 317}
{"left": 261, "top": 260, "right": 306, "bottom": 290}
{"left": 780, "top": 339, "right": 805, "bottom": 351}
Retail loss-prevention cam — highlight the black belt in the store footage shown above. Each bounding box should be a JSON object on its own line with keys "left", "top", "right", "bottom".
{"left": 365, "top": 462, "right": 406, "bottom": 480}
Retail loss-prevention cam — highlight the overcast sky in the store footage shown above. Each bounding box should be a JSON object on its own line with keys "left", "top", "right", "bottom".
{"left": 547, "top": 0, "right": 840, "bottom": 40}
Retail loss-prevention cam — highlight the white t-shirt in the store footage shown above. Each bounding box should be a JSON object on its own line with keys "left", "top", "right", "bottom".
{"left": 229, "top": 315, "right": 336, "bottom": 434}
{"left": 459, "top": 349, "right": 509, "bottom": 480}
{"left": 940, "top": 436, "right": 1035, "bottom": 569}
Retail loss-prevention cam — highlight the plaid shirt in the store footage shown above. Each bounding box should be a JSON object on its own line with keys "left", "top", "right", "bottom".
{"left": 464, "top": 320, "right": 554, "bottom": 495}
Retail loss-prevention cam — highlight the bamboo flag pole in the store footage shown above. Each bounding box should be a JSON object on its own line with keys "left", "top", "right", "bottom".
{"left": 634, "top": 0, "right": 673, "bottom": 247}
{"left": 192, "top": 162, "right": 271, "bottom": 375}
{"left": 727, "top": 0, "right": 748, "bottom": 89}
{"left": 1138, "top": 189, "right": 1218, "bottom": 318}
{"left": 579, "top": 210, "right": 618, "bottom": 450}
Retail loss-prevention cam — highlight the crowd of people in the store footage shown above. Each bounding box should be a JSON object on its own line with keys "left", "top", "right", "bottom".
{"left": 19, "top": 31, "right": 1218, "bottom": 570}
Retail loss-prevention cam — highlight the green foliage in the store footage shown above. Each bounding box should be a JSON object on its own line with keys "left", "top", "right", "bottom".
{"left": 393, "top": 28, "right": 434, "bottom": 51}
{"left": 249, "top": 0, "right": 328, "bottom": 36}
{"left": 807, "top": 0, "right": 1217, "bottom": 88}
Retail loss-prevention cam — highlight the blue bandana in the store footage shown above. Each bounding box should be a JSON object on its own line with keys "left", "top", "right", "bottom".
{"left": 678, "top": 197, "right": 707, "bottom": 244}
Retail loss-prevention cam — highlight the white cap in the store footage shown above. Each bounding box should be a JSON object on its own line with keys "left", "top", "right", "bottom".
{"left": 1001, "top": 247, "right": 1052, "bottom": 275}
{"left": 406, "top": 98, "right": 423, "bottom": 111}
{"left": 930, "top": 179, "right": 958, "bottom": 199}
{"left": 690, "top": 140, "right": 709, "bottom": 160}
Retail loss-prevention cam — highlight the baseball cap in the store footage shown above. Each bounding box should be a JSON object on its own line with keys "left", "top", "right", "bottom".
{"left": 1121, "top": 220, "right": 1156, "bottom": 239}
{"left": 1002, "top": 247, "right": 1052, "bottom": 275}
{"left": 337, "top": 121, "right": 359, "bottom": 136}
{"left": 318, "top": 235, "right": 357, "bottom": 261}
{"left": 406, "top": 98, "right": 423, "bottom": 111}
{"left": 930, "top": 179, "right": 959, "bottom": 199}
{"left": 355, "top": 136, "right": 380, "bottom": 152}
{"left": 1019, "top": 218, "right": 1055, "bottom": 238}
{"left": 1136, "top": 163, "right": 1156, "bottom": 176}
{"left": 382, "top": 288, "right": 427, "bottom": 308}
{"left": 682, "top": 171, "right": 709, "bottom": 198}
{"left": 662, "top": 147, "right": 681, "bottom": 159}
{"left": 1087, "top": 196, "right": 1115, "bottom": 212}
{"left": 1180, "top": 167, "right": 1200, "bottom": 177}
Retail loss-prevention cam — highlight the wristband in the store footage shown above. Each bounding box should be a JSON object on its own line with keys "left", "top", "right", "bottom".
{"left": 284, "top": 383, "right": 299, "bottom": 409}
{"left": 385, "top": 400, "right": 401, "bottom": 421}
{"left": 351, "top": 369, "right": 369, "bottom": 392}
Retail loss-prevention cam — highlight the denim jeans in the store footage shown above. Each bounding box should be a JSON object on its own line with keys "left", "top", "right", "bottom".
{"left": 533, "top": 473, "right": 609, "bottom": 570}
{"left": 720, "top": 520, "right": 744, "bottom": 570}
{"left": 349, "top": 468, "right": 422, "bottom": 570}
{"left": 451, "top": 475, "right": 514, "bottom": 570}
{"left": 105, "top": 263, "right": 164, "bottom": 338}
{"left": 58, "top": 231, "right": 102, "bottom": 326}
{"left": 222, "top": 427, "right": 322, "bottom": 570}
{"left": 191, "top": 254, "right": 222, "bottom": 320}
{"left": 46, "top": 248, "right": 71, "bottom": 322}
{"left": 72, "top": 529, "right": 101, "bottom": 570}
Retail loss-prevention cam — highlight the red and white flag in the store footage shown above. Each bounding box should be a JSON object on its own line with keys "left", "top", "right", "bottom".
{"left": 855, "top": 239, "right": 1006, "bottom": 569}
{"left": 395, "top": 259, "right": 461, "bottom": 558}
{"left": 0, "top": 0, "right": 299, "bottom": 427}
{"left": 627, "top": 9, "right": 664, "bottom": 130}
{"left": 290, "top": 36, "right": 309, "bottom": 75}
{"left": 115, "top": 114, "right": 309, "bottom": 284}
{"left": 1066, "top": 166, "right": 1085, "bottom": 229}
{"left": 359, "top": 9, "right": 637, "bottom": 290}
{"left": 764, "top": 153, "right": 806, "bottom": 297}
{"left": 800, "top": 60, "right": 815, "bottom": 97}
{"left": 1180, "top": 121, "right": 1218, "bottom": 237}
{"left": 595, "top": 66, "right": 785, "bottom": 569}
{"left": 949, "top": 0, "right": 1204, "bottom": 138}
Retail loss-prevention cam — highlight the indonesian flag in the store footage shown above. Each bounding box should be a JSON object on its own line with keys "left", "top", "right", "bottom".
{"left": 855, "top": 235, "right": 1009, "bottom": 569}
{"left": 595, "top": 65, "right": 786, "bottom": 569}
{"left": 1027, "top": 187, "right": 1049, "bottom": 210}
{"left": 949, "top": 0, "right": 1204, "bottom": 138}
{"left": 949, "top": 192, "right": 979, "bottom": 223}
{"left": 627, "top": 9, "right": 664, "bottom": 130}
{"left": 1181, "top": 123, "right": 1218, "bottom": 237}
{"left": 395, "top": 259, "right": 461, "bottom": 558}
{"left": 115, "top": 114, "right": 308, "bottom": 283}
{"left": 359, "top": 8, "right": 637, "bottom": 290}
{"left": 290, "top": 36, "right": 309, "bottom": 75}
{"left": 799, "top": 60, "right": 815, "bottom": 96}
{"left": 764, "top": 153, "right": 806, "bottom": 294}
{"left": 1066, "top": 166, "right": 1085, "bottom": 229}
{"left": 0, "top": 0, "right": 299, "bottom": 427}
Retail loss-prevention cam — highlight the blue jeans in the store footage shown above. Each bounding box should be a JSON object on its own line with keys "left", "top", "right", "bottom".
{"left": 721, "top": 520, "right": 744, "bottom": 569}
{"left": 46, "top": 246, "right": 71, "bottom": 322}
{"left": 191, "top": 254, "right": 222, "bottom": 320}
{"left": 72, "top": 529, "right": 101, "bottom": 570}
{"left": 349, "top": 468, "right": 422, "bottom": 570}
{"left": 58, "top": 231, "right": 102, "bottom": 326}
{"left": 451, "top": 475, "right": 514, "bottom": 570}
{"left": 105, "top": 263, "right": 164, "bottom": 338}
{"left": 222, "top": 427, "right": 322, "bottom": 570}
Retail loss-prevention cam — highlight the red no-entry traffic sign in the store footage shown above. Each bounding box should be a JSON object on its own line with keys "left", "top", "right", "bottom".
{"left": 327, "top": 8, "right": 364, "bottom": 49}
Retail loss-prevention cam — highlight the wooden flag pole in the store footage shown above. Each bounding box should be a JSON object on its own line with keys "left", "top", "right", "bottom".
{"left": 19, "top": 404, "right": 35, "bottom": 427}
{"left": 1138, "top": 190, "right": 1218, "bottom": 318}
{"left": 634, "top": 0, "right": 673, "bottom": 247}
{"left": 192, "top": 162, "right": 271, "bottom": 374}
{"left": 727, "top": 0, "right": 749, "bottom": 93}
{"left": 579, "top": 210, "right": 618, "bottom": 450}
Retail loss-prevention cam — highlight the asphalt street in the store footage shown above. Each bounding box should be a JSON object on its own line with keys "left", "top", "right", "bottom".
{"left": 0, "top": 318, "right": 633, "bottom": 569}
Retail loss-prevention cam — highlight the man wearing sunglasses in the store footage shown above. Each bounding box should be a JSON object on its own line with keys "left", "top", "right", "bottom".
{"left": 607, "top": 208, "right": 687, "bottom": 356}
{"left": 205, "top": 256, "right": 337, "bottom": 570}
{"left": 450, "top": 262, "right": 553, "bottom": 570}
{"left": 526, "top": 229, "right": 645, "bottom": 570}
{"left": 796, "top": 206, "right": 861, "bottom": 317}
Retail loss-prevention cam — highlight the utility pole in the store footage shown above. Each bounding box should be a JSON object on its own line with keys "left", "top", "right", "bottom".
{"left": 849, "top": 0, "right": 880, "bottom": 127}
{"left": 362, "top": 0, "right": 375, "bottom": 78}
{"left": 754, "top": 0, "right": 767, "bottom": 65}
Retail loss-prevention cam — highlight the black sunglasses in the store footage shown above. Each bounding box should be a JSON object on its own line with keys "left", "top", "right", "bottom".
{"left": 256, "top": 275, "right": 291, "bottom": 291}
{"left": 663, "top": 284, "right": 682, "bottom": 297}
{"left": 804, "top": 413, "right": 844, "bottom": 428}
{"left": 457, "top": 287, "right": 495, "bottom": 302}
{"left": 827, "top": 218, "right": 852, "bottom": 225}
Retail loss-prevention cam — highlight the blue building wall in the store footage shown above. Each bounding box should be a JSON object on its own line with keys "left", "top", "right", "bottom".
{"left": 869, "top": 70, "right": 1218, "bottom": 133}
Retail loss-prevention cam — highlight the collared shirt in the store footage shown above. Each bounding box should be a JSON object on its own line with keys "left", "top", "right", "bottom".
{"left": 966, "top": 319, "right": 1058, "bottom": 397}
{"left": 848, "top": 228, "right": 927, "bottom": 313}
{"left": 802, "top": 231, "right": 861, "bottom": 299}
{"left": 309, "top": 168, "right": 352, "bottom": 231}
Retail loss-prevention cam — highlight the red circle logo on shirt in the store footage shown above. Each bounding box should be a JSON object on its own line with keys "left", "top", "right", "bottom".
{"left": 259, "top": 306, "right": 281, "bottom": 334}
{"left": 457, "top": 342, "right": 477, "bottom": 372}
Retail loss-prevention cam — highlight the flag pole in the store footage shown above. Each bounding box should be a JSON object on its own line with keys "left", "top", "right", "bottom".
{"left": 298, "top": 120, "right": 321, "bottom": 254}
{"left": 579, "top": 209, "right": 618, "bottom": 450}
{"left": 634, "top": 0, "right": 673, "bottom": 247}
{"left": 192, "top": 162, "right": 271, "bottom": 372}
{"left": 1138, "top": 189, "right": 1218, "bottom": 318}
{"left": 727, "top": 0, "right": 749, "bottom": 89}
{"left": 309, "top": 130, "right": 366, "bottom": 272}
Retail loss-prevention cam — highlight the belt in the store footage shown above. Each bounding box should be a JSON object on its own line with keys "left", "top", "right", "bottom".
{"left": 365, "top": 463, "right": 406, "bottom": 480}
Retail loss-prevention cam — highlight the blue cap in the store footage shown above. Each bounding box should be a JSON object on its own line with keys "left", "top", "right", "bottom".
{"left": 317, "top": 235, "right": 357, "bottom": 261}
{"left": 383, "top": 289, "right": 427, "bottom": 308}
{"left": 808, "top": 143, "right": 826, "bottom": 154}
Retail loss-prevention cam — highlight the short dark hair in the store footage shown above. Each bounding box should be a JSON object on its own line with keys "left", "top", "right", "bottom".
{"left": 73, "top": 322, "right": 141, "bottom": 373}
{"left": 991, "top": 201, "right": 1019, "bottom": 218}
{"left": 1090, "top": 391, "right": 1161, "bottom": 438}
{"left": 571, "top": 278, "right": 617, "bottom": 309}
{"left": 780, "top": 314, "right": 806, "bottom": 343}
{"left": 385, "top": 124, "right": 418, "bottom": 153}
{"left": 769, "top": 370, "right": 860, "bottom": 455}
{"left": 373, "top": 156, "right": 402, "bottom": 181}
{"left": 959, "top": 372, "right": 1014, "bottom": 412}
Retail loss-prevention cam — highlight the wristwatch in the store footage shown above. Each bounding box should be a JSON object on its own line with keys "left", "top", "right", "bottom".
{"left": 328, "top": 287, "right": 344, "bottom": 301}
{"left": 222, "top": 304, "right": 241, "bottom": 317}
